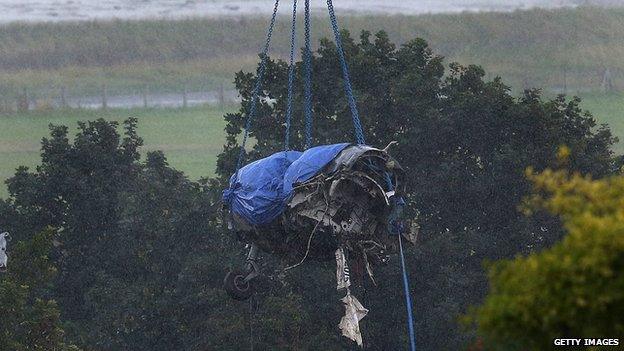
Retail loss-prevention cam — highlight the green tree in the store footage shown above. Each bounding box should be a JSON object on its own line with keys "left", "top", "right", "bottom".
{"left": 0, "top": 228, "right": 80, "bottom": 351}
{"left": 468, "top": 167, "right": 624, "bottom": 350}
{"left": 0, "top": 30, "right": 619, "bottom": 350}
{"left": 1, "top": 119, "right": 145, "bottom": 326}
{"left": 0, "top": 118, "right": 339, "bottom": 350}
{"left": 217, "top": 30, "right": 618, "bottom": 349}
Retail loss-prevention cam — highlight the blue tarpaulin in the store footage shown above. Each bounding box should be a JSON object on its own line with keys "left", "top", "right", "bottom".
{"left": 224, "top": 143, "right": 350, "bottom": 225}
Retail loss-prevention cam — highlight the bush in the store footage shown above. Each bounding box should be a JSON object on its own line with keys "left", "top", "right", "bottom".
{"left": 468, "top": 167, "right": 624, "bottom": 350}
{"left": 216, "top": 30, "right": 618, "bottom": 349}
{"left": 0, "top": 228, "right": 80, "bottom": 351}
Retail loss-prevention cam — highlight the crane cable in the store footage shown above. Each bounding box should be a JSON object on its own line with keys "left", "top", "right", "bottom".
{"left": 285, "top": 0, "right": 313, "bottom": 151}
{"left": 326, "top": 0, "right": 366, "bottom": 145}
{"left": 289, "top": 0, "right": 366, "bottom": 150}
{"left": 303, "top": 0, "right": 313, "bottom": 149}
{"left": 234, "top": 0, "right": 280, "bottom": 175}
{"left": 284, "top": 0, "right": 298, "bottom": 151}
{"left": 235, "top": 1, "right": 416, "bottom": 350}
{"left": 398, "top": 232, "right": 417, "bottom": 351}
{"left": 385, "top": 172, "right": 417, "bottom": 351}
{"left": 236, "top": 0, "right": 367, "bottom": 179}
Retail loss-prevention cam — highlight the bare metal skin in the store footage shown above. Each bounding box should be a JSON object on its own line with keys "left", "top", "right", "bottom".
{"left": 231, "top": 145, "right": 416, "bottom": 280}
{"left": 0, "top": 232, "right": 10, "bottom": 272}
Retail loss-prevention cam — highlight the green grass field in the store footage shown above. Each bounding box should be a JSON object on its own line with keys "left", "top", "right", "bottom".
{"left": 1, "top": 7, "right": 624, "bottom": 98}
{"left": 0, "top": 105, "right": 232, "bottom": 197}
{"left": 2, "top": 7, "right": 624, "bottom": 196}
{"left": 1, "top": 92, "right": 622, "bottom": 197}
{"left": 578, "top": 92, "right": 624, "bottom": 153}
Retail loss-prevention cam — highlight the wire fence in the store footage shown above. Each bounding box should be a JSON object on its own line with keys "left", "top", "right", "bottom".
{"left": 0, "top": 66, "right": 622, "bottom": 114}
{"left": 0, "top": 84, "right": 240, "bottom": 113}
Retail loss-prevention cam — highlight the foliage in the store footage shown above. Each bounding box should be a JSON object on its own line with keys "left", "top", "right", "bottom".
{"left": 468, "top": 167, "right": 624, "bottom": 350}
{"left": 0, "top": 227, "right": 80, "bottom": 351}
{"left": 0, "top": 105, "right": 231, "bottom": 198}
{"left": 217, "top": 30, "right": 617, "bottom": 349}
{"left": 0, "top": 116, "right": 348, "bottom": 350}
{"left": 0, "top": 30, "right": 619, "bottom": 350}
{"left": 2, "top": 117, "right": 227, "bottom": 349}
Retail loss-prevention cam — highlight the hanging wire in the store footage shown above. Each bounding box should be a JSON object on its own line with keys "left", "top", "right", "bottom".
{"left": 234, "top": 0, "right": 281, "bottom": 175}
{"left": 385, "top": 170, "right": 417, "bottom": 351}
{"left": 398, "top": 233, "right": 417, "bottom": 351}
{"left": 249, "top": 296, "right": 255, "bottom": 351}
{"left": 284, "top": 0, "right": 299, "bottom": 150}
{"left": 303, "top": 0, "right": 314, "bottom": 149}
{"left": 326, "top": 0, "right": 366, "bottom": 145}
{"left": 229, "top": 2, "right": 413, "bottom": 349}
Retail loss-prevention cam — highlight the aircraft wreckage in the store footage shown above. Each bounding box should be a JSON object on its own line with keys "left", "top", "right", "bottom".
{"left": 0, "top": 231, "right": 10, "bottom": 273}
{"left": 220, "top": 0, "right": 418, "bottom": 346}
{"left": 223, "top": 142, "right": 416, "bottom": 346}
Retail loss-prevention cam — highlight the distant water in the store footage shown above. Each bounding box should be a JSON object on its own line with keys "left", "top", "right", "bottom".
{"left": 0, "top": 0, "right": 613, "bottom": 24}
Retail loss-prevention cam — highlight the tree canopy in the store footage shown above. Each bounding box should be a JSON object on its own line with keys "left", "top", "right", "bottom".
{"left": 217, "top": 30, "right": 617, "bottom": 348}
{"left": 468, "top": 165, "right": 624, "bottom": 350}
{"left": 0, "top": 227, "right": 80, "bottom": 351}
{"left": 0, "top": 30, "right": 620, "bottom": 350}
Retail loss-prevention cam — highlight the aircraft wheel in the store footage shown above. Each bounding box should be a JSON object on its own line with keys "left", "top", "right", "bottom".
{"left": 224, "top": 269, "right": 253, "bottom": 301}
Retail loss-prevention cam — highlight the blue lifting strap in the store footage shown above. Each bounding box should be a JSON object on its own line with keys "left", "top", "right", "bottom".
{"left": 233, "top": 2, "right": 414, "bottom": 349}
{"left": 326, "top": 0, "right": 366, "bottom": 145}
{"left": 237, "top": 0, "right": 366, "bottom": 175}
{"left": 398, "top": 233, "right": 417, "bottom": 351}
{"left": 287, "top": 0, "right": 313, "bottom": 150}
{"left": 385, "top": 172, "right": 417, "bottom": 351}
{"left": 234, "top": 0, "right": 280, "bottom": 175}
{"left": 303, "top": 0, "right": 314, "bottom": 149}
{"left": 284, "top": 0, "right": 298, "bottom": 151}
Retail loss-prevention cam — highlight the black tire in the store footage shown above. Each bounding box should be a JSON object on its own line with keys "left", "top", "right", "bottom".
{"left": 224, "top": 269, "right": 253, "bottom": 301}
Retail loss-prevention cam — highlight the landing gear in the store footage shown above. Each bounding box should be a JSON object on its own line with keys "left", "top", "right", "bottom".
{"left": 224, "top": 269, "right": 253, "bottom": 300}
{"left": 224, "top": 244, "right": 261, "bottom": 301}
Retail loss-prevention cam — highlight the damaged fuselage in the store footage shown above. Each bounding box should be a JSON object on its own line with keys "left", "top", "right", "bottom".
{"left": 224, "top": 144, "right": 417, "bottom": 345}
{"left": 230, "top": 145, "right": 413, "bottom": 275}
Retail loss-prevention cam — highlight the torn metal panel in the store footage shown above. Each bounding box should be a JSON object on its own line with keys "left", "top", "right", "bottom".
{"left": 0, "top": 232, "right": 10, "bottom": 272}
{"left": 335, "top": 248, "right": 351, "bottom": 290}
{"left": 335, "top": 248, "right": 367, "bottom": 347}
{"left": 226, "top": 144, "right": 414, "bottom": 344}
{"left": 339, "top": 292, "right": 368, "bottom": 347}
{"left": 229, "top": 145, "right": 412, "bottom": 274}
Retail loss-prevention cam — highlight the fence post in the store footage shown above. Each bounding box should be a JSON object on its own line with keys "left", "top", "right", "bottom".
{"left": 1, "top": 99, "right": 9, "bottom": 114}
{"left": 182, "top": 84, "right": 188, "bottom": 109}
{"left": 101, "top": 84, "right": 108, "bottom": 110}
{"left": 61, "top": 86, "right": 67, "bottom": 108}
{"left": 562, "top": 66, "right": 567, "bottom": 95}
{"left": 522, "top": 77, "right": 529, "bottom": 92}
{"left": 219, "top": 82, "right": 225, "bottom": 110}
{"left": 17, "top": 88, "right": 29, "bottom": 112}
{"left": 602, "top": 68, "right": 614, "bottom": 93}
{"left": 143, "top": 85, "right": 148, "bottom": 109}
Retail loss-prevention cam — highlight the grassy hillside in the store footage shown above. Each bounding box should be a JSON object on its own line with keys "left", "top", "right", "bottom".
{"left": 1, "top": 7, "right": 623, "bottom": 196}
{"left": 0, "top": 7, "right": 623, "bottom": 97}
{"left": 579, "top": 92, "right": 624, "bottom": 153}
{"left": 1, "top": 92, "right": 622, "bottom": 197}
{"left": 0, "top": 105, "right": 231, "bottom": 197}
